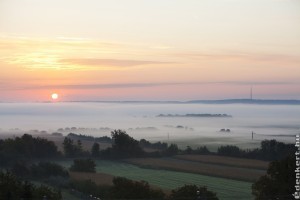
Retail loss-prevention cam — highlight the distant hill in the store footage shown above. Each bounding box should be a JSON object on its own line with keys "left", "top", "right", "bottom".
{"left": 187, "top": 99, "right": 300, "bottom": 105}
{"left": 157, "top": 113, "right": 232, "bottom": 118}
{"left": 64, "top": 99, "right": 300, "bottom": 105}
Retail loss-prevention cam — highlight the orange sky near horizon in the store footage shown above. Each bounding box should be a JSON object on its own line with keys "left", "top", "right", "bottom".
{"left": 0, "top": 0, "right": 299, "bottom": 101}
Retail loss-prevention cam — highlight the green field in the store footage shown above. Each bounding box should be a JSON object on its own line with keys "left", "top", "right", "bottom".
{"left": 58, "top": 160, "right": 253, "bottom": 200}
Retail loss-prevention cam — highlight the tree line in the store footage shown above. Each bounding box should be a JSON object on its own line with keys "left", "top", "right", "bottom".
{"left": 215, "top": 139, "right": 295, "bottom": 161}
{"left": 64, "top": 130, "right": 295, "bottom": 161}
{"left": 63, "top": 130, "right": 176, "bottom": 159}
{"left": 0, "top": 171, "right": 62, "bottom": 200}
{"left": 0, "top": 134, "right": 60, "bottom": 167}
{"left": 0, "top": 130, "right": 295, "bottom": 167}
{"left": 70, "top": 176, "right": 218, "bottom": 200}
{"left": 0, "top": 130, "right": 296, "bottom": 199}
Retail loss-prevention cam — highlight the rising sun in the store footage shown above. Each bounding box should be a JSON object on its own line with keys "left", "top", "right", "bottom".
{"left": 51, "top": 93, "right": 59, "bottom": 100}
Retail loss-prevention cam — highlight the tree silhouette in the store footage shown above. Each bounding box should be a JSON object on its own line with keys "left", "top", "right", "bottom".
{"left": 111, "top": 129, "right": 144, "bottom": 158}
{"left": 111, "top": 177, "right": 165, "bottom": 199}
{"left": 170, "top": 184, "right": 219, "bottom": 200}
{"left": 69, "top": 159, "right": 96, "bottom": 173}
{"left": 0, "top": 171, "right": 62, "bottom": 199}
{"left": 252, "top": 156, "right": 295, "bottom": 200}
{"left": 91, "top": 142, "right": 100, "bottom": 157}
{"left": 62, "top": 137, "right": 83, "bottom": 157}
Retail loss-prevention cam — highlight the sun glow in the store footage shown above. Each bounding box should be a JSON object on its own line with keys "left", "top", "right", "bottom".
{"left": 51, "top": 93, "right": 58, "bottom": 100}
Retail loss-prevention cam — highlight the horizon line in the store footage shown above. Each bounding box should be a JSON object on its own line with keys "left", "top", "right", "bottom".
{"left": 1, "top": 98, "right": 300, "bottom": 104}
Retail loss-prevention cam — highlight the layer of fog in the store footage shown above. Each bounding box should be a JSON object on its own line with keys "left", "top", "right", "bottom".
{"left": 0, "top": 102, "right": 299, "bottom": 149}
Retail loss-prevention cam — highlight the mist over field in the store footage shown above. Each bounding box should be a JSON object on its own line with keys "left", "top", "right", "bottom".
{"left": 1, "top": 0, "right": 299, "bottom": 198}
{"left": 0, "top": 102, "right": 298, "bottom": 149}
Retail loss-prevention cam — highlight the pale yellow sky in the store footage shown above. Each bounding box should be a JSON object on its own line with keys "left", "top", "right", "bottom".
{"left": 0, "top": 0, "right": 299, "bottom": 101}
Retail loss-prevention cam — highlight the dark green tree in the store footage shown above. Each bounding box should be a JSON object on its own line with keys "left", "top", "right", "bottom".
{"left": 34, "top": 185, "right": 62, "bottom": 200}
{"left": 185, "top": 146, "right": 193, "bottom": 154}
{"left": 252, "top": 156, "right": 295, "bottom": 200}
{"left": 195, "top": 146, "right": 210, "bottom": 154}
{"left": 0, "top": 171, "right": 62, "bottom": 200}
{"left": 21, "top": 181, "right": 33, "bottom": 199}
{"left": 111, "top": 177, "right": 165, "bottom": 199}
{"left": 0, "top": 134, "right": 60, "bottom": 167}
{"left": 63, "top": 137, "right": 84, "bottom": 157}
{"left": 260, "top": 140, "right": 295, "bottom": 160}
{"left": 164, "top": 143, "right": 179, "bottom": 156}
{"left": 70, "top": 179, "right": 110, "bottom": 199}
{"left": 217, "top": 145, "right": 244, "bottom": 157}
{"left": 30, "top": 162, "right": 69, "bottom": 178}
{"left": 170, "top": 184, "right": 219, "bottom": 200}
{"left": 69, "top": 159, "right": 96, "bottom": 173}
{"left": 0, "top": 171, "right": 22, "bottom": 199}
{"left": 77, "top": 140, "right": 83, "bottom": 152}
{"left": 63, "top": 137, "right": 75, "bottom": 157}
{"left": 111, "top": 129, "right": 144, "bottom": 158}
{"left": 11, "top": 162, "right": 30, "bottom": 177}
{"left": 91, "top": 142, "right": 100, "bottom": 157}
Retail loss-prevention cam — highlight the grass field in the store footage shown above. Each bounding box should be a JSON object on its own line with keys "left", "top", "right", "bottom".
{"left": 174, "top": 155, "right": 268, "bottom": 170}
{"left": 125, "top": 157, "right": 266, "bottom": 182}
{"left": 69, "top": 171, "right": 114, "bottom": 186}
{"left": 58, "top": 160, "right": 254, "bottom": 200}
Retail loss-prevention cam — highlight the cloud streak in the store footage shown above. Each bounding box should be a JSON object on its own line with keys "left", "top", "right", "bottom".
{"left": 0, "top": 36, "right": 173, "bottom": 70}
{"left": 173, "top": 52, "right": 300, "bottom": 63}
{"left": 1, "top": 81, "right": 298, "bottom": 91}
{"left": 60, "top": 58, "right": 171, "bottom": 67}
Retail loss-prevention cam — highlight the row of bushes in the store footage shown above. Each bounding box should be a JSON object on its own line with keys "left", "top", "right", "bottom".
{"left": 65, "top": 130, "right": 296, "bottom": 161}
{"left": 0, "top": 171, "right": 62, "bottom": 200}
{"left": 0, "top": 131, "right": 295, "bottom": 170}
{"left": 0, "top": 134, "right": 60, "bottom": 167}
{"left": 70, "top": 177, "right": 219, "bottom": 200}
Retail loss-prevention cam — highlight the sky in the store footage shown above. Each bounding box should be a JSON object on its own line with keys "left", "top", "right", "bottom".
{"left": 0, "top": 0, "right": 299, "bottom": 101}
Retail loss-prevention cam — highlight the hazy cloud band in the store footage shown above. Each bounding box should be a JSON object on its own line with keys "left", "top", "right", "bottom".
{"left": 1, "top": 81, "right": 298, "bottom": 91}
{"left": 60, "top": 58, "right": 171, "bottom": 67}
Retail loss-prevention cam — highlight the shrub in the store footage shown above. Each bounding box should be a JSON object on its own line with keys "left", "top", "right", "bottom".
{"left": 170, "top": 184, "right": 219, "bottom": 200}
{"left": 69, "top": 159, "right": 96, "bottom": 173}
